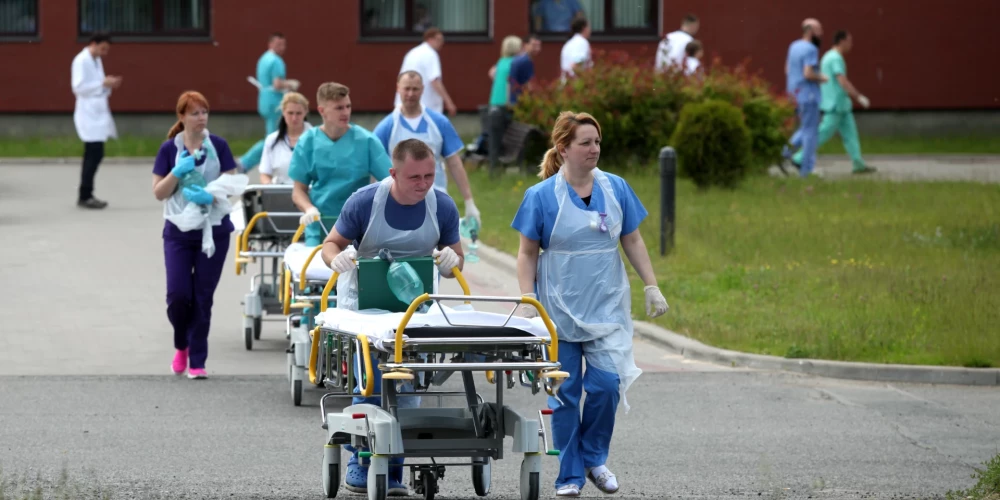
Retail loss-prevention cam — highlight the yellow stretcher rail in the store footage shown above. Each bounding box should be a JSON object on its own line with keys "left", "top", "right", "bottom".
{"left": 300, "top": 245, "right": 324, "bottom": 291}
{"left": 235, "top": 211, "right": 270, "bottom": 275}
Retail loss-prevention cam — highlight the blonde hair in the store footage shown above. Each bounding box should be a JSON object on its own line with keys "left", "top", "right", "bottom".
{"left": 539, "top": 111, "right": 602, "bottom": 180}
{"left": 281, "top": 91, "right": 309, "bottom": 112}
{"left": 501, "top": 35, "right": 523, "bottom": 58}
{"left": 316, "top": 82, "right": 350, "bottom": 104}
{"left": 167, "top": 91, "right": 209, "bottom": 139}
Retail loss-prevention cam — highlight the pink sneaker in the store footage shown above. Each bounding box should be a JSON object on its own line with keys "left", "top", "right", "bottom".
{"left": 171, "top": 349, "right": 188, "bottom": 375}
{"left": 187, "top": 368, "right": 208, "bottom": 379}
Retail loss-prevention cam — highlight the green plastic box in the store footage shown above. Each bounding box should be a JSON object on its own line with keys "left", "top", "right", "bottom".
{"left": 357, "top": 256, "right": 436, "bottom": 312}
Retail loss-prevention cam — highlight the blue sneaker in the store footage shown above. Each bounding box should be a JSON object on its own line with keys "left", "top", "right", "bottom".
{"left": 388, "top": 456, "right": 409, "bottom": 496}
{"left": 345, "top": 451, "right": 368, "bottom": 493}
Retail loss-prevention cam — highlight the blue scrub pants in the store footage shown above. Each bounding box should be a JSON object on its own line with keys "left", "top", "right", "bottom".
{"left": 239, "top": 105, "right": 281, "bottom": 171}
{"left": 787, "top": 100, "right": 820, "bottom": 177}
{"left": 549, "top": 340, "right": 620, "bottom": 490}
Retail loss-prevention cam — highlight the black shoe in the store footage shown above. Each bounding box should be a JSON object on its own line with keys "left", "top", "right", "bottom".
{"left": 852, "top": 166, "right": 877, "bottom": 175}
{"left": 78, "top": 197, "right": 108, "bottom": 209}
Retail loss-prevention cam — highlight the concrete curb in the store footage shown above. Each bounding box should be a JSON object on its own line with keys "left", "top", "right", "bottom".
{"left": 471, "top": 240, "right": 1000, "bottom": 387}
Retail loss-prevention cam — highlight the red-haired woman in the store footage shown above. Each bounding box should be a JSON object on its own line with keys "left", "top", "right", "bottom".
{"left": 152, "top": 91, "right": 238, "bottom": 379}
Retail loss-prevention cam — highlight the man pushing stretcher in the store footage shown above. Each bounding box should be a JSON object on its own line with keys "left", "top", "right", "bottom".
{"left": 320, "top": 138, "right": 465, "bottom": 495}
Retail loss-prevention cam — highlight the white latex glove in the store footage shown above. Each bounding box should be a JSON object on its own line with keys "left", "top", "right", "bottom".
{"left": 432, "top": 247, "right": 461, "bottom": 274}
{"left": 286, "top": 79, "right": 301, "bottom": 91}
{"left": 299, "top": 207, "right": 320, "bottom": 227}
{"left": 519, "top": 293, "right": 539, "bottom": 319}
{"left": 464, "top": 198, "right": 481, "bottom": 226}
{"left": 644, "top": 286, "right": 669, "bottom": 318}
{"left": 857, "top": 95, "right": 870, "bottom": 109}
{"left": 332, "top": 245, "right": 357, "bottom": 273}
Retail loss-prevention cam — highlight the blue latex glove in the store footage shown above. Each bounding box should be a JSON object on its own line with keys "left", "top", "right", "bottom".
{"left": 182, "top": 185, "right": 215, "bottom": 205}
{"left": 171, "top": 150, "right": 196, "bottom": 179}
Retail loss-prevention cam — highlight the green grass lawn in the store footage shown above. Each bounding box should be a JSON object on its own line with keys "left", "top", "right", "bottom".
{"left": 1, "top": 134, "right": 999, "bottom": 157}
{"left": 451, "top": 167, "right": 1000, "bottom": 368}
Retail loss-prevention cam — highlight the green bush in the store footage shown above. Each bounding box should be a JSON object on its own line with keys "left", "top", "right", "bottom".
{"left": 512, "top": 50, "right": 795, "bottom": 170}
{"left": 670, "top": 99, "right": 752, "bottom": 189}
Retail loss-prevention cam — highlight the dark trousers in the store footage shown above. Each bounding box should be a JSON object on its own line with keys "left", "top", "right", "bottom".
{"left": 79, "top": 141, "right": 104, "bottom": 201}
{"left": 164, "top": 235, "right": 230, "bottom": 369}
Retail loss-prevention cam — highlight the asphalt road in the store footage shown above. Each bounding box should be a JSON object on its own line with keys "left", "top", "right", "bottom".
{"left": 1, "top": 162, "right": 998, "bottom": 499}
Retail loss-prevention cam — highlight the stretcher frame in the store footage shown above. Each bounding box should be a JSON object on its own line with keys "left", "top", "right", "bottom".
{"left": 278, "top": 220, "right": 339, "bottom": 407}
{"left": 233, "top": 184, "right": 303, "bottom": 351}
{"left": 312, "top": 265, "right": 570, "bottom": 500}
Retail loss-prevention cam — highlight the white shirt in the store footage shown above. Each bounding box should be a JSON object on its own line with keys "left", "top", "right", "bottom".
{"left": 560, "top": 33, "right": 591, "bottom": 80}
{"left": 655, "top": 30, "right": 694, "bottom": 72}
{"left": 71, "top": 47, "right": 117, "bottom": 142}
{"left": 394, "top": 42, "right": 443, "bottom": 113}
{"left": 258, "top": 122, "right": 313, "bottom": 185}
{"left": 684, "top": 57, "right": 700, "bottom": 76}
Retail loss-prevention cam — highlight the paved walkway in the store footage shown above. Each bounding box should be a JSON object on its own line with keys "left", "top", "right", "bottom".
{"left": 767, "top": 154, "right": 1000, "bottom": 182}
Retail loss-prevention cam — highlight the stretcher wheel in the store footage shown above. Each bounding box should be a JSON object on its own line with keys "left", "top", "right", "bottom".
{"left": 323, "top": 445, "right": 340, "bottom": 498}
{"left": 472, "top": 457, "right": 491, "bottom": 496}
{"left": 421, "top": 473, "right": 437, "bottom": 500}
{"left": 244, "top": 326, "right": 254, "bottom": 351}
{"left": 367, "top": 456, "right": 388, "bottom": 500}
{"left": 253, "top": 317, "right": 262, "bottom": 340}
{"left": 519, "top": 455, "right": 540, "bottom": 500}
{"left": 291, "top": 375, "right": 302, "bottom": 406}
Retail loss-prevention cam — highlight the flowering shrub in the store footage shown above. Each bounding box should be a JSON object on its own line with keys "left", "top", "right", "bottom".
{"left": 512, "top": 50, "right": 796, "bottom": 172}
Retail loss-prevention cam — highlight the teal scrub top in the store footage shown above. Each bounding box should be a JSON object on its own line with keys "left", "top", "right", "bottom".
{"left": 489, "top": 56, "right": 515, "bottom": 106}
{"left": 820, "top": 49, "right": 851, "bottom": 113}
{"left": 287, "top": 124, "right": 392, "bottom": 242}
{"left": 256, "top": 50, "right": 286, "bottom": 114}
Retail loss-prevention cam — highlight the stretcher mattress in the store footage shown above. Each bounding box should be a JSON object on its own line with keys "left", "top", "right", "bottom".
{"left": 283, "top": 243, "right": 334, "bottom": 282}
{"left": 316, "top": 303, "right": 551, "bottom": 351}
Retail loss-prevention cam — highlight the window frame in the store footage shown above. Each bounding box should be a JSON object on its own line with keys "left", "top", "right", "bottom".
{"left": 359, "top": 0, "right": 492, "bottom": 43}
{"left": 76, "top": 0, "right": 213, "bottom": 42}
{"left": 528, "top": 0, "right": 660, "bottom": 42}
{"left": 0, "top": 0, "right": 40, "bottom": 42}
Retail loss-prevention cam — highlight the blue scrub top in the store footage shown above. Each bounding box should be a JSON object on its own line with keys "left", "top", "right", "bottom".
{"left": 786, "top": 39, "right": 820, "bottom": 103}
{"left": 256, "top": 50, "right": 286, "bottom": 114}
{"left": 334, "top": 183, "right": 461, "bottom": 249}
{"left": 372, "top": 108, "right": 464, "bottom": 160}
{"left": 511, "top": 171, "right": 648, "bottom": 250}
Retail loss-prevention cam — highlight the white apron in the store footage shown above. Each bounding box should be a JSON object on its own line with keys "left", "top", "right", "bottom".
{"left": 387, "top": 107, "right": 448, "bottom": 191}
{"left": 536, "top": 169, "right": 642, "bottom": 411}
{"left": 162, "top": 129, "right": 248, "bottom": 257}
{"left": 336, "top": 177, "right": 441, "bottom": 310}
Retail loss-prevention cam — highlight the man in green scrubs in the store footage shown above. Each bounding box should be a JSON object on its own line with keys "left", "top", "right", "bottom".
{"left": 793, "top": 29, "right": 877, "bottom": 174}
{"left": 289, "top": 82, "right": 392, "bottom": 246}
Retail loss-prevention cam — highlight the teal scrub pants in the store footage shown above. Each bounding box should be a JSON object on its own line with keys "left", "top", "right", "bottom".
{"left": 794, "top": 110, "right": 868, "bottom": 172}
{"left": 240, "top": 107, "right": 281, "bottom": 171}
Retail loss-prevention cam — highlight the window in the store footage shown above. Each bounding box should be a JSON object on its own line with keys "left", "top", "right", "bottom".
{"left": 0, "top": 0, "right": 38, "bottom": 38}
{"left": 362, "top": 0, "right": 489, "bottom": 38}
{"left": 78, "top": 0, "right": 210, "bottom": 38}
{"left": 530, "top": 0, "right": 656, "bottom": 37}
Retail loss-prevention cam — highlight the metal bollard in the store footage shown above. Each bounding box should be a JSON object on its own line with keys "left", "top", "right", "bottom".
{"left": 659, "top": 146, "right": 676, "bottom": 256}
{"left": 487, "top": 106, "right": 505, "bottom": 176}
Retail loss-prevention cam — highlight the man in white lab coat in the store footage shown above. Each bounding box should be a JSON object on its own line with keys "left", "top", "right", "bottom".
{"left": 71, "top": 33, "right": 121, "bottom": 209}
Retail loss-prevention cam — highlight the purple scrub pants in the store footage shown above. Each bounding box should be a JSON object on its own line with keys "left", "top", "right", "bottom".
{"left": 163, "top": 234, "right": 229, "bottom": 369}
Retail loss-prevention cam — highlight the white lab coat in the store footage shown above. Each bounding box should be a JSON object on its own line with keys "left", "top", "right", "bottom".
{"left": 71, "top": 47, "right": 117, "bottom": 143}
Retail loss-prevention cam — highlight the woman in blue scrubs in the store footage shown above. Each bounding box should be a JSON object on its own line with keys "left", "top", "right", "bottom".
{"left": 511, "top": 111, "right": 669, "bottom": 497}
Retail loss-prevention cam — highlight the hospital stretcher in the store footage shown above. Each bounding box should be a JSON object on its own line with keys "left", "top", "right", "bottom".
{"left": 308, "top": 257, "right": 570, "bottom": 500}
{"left": 233, "top": 184, "right": 304, "bottom": 350}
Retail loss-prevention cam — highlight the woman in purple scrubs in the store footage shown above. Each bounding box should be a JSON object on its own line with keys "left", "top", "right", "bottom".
{"left": 151, "top": 91, "right": 238, "bottom": 380}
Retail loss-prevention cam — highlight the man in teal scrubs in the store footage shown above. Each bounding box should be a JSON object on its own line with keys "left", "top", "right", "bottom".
{"left": 240, "top": 33, "right": 298, "bottom": 171}
{"left": 793, "top": 30, "right": 876, "bottom": 174}
{"left": 288, "top": 82, "right": 392, "bottom": 246}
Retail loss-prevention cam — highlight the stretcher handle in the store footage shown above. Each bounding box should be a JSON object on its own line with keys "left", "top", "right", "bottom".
{"left": 308, "top": 326, "right": 321, "bottom": 385}
{"left": 318, "top": 259, "right": 468, "bottom": 313}
{"left": 356, "top": 334, "right": 375, "bottom": 397}
{"left": 300, "top": 245, "right": 325, "bottom": 292}
{"left": 291, "top": 222, "right": 306, "bottom": 244}
{"left": 236, "top": 211, "right": 270, "bottom": 275}
{"left": 282, "top": 268, "right": 292, "bottom": 315}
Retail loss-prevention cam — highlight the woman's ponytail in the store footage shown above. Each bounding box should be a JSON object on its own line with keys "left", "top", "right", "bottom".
{"left": 167, "top": 120, "right": 185, "bottom": 139}
{"left": 538, "top": 147, "right": 563, "bottom": 180}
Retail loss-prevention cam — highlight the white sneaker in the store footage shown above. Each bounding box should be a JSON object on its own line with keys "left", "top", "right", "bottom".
{"left": 586, "top": 465, "right": 619, "bottom": 494}
{"left": 556, "top": 484, "right": 581, "bottom": 497}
